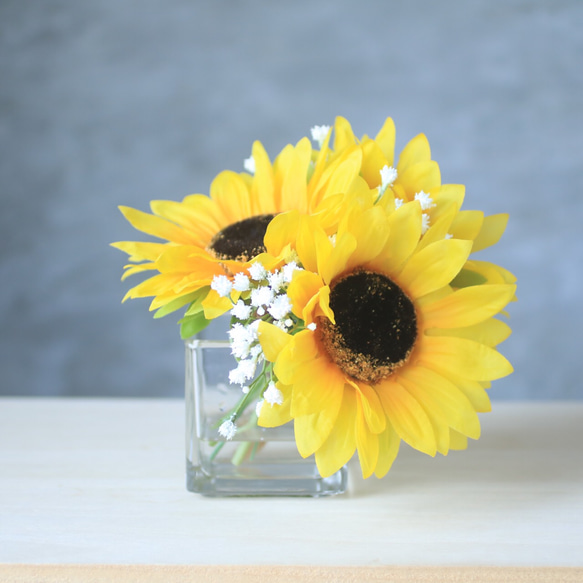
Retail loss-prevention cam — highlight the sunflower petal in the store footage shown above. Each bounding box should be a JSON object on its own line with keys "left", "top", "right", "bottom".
{"left": 342, "top": 206, "right": 391, "bottom": 274}
{"left": 422, "top": 284, "right": 517, "bottom": 328}
{"left": 397, "top": 161, "right": 441, "bottom": 199}
{"left": 399, "top": 366, "right": 481, "bottom": 440}
{"left": 445, "top": 373, "right": 492, "bottom": 413}
{"left": 182, "top": 193, "right": 224, "bottom": 229}
{"left": 368, "top": 202, "right": 422, "bottom": 275}
{"left": 399, "top": 239, "right": 472, "bottom": 298}
{"left": 290, "top": 355, "right": 345, "bottom": 417}
{"left": 296, "top": 217, "right": 332, "bottom": 274}
{"left": 415, "top": 203, "right": 458, "bottom": 252}
{"left": 307, "top": 129, "right": 332, "bottom": 199}
{"left": 434, "top": 184, "right": 465, "bottom": 212}
{"left": 374, "top": 117, "right": 396, "bottom": 166}
{"left": 430, "top": 318, "right": 512, "bottom": 347}
{"left": 287, "top": 270, "right": 323, "bottom": 319}
{"left": 111, "top": 241, "right": 167, "bottom": 262}
{"left": 122, "top": 272, "right": 183, "bottom": 301}
{"left": 450, "top": 210, "right": 484, "bottom": 242}
{"left": 374, "top": 421, "right": 400, "bottom": 478}
{"left": 320, "top": 232, "right": 356, "bottom": 285}
{"left": 449, "top": 429, "right": 468, "bottom": 450}
{"left": 348, "top": 380, "right": 386, "bottom": 434}
{"left": 419, "top": 335, "right": 514, "bottom": 381}
{"left": 458, "top": 260, "right": 517, "bottom": 286}
{"left": 333, "top": 116, "right": 357, "bottom": 152}
{"left": 257, "top": 321, "right": 293, "bottom": 362}
{"left": 149, "top": 200, "right": 212, "bottom": 245}
{"left": 250, "top": 140, "right": 277, "bottom": 214}
{"left": 120, "top": 262, "right": 157, "bottom": 281}
{"left": 118, "top": 206, "right": 196, "bottom": 245}
{"left": 264, "top": 210, "right": 300, "bottom": 257}
{"left": 314, "top": 388, "right": 357, "bottom": 478}
{"left": 325, "top": 148, "right": 363, "bottom": 196}
{"left": 280, "top": 137, "right": 312, "bottom": 214}
{"left": 377, "top": 379, "right": 437, "bottom": 456}
{"left": 397, "top": 134, "right": 431, "bottom": 175}
{"left": 209, "top": 171, "right": 252, "bottom": 224}
{"left": 355, "top": 395, "right": 380, "bottom": 479}
{"left": 201, "top": 290, "right": 232, "bottom": 319}
{"left": 273, "top": 330, "right": 319, "bottom": 385}
{"left": 472, "top": 214, "right": 508, "bottom": 252}
{"left": 258, "top": 382, "right": 292, "bottom": 428}
{"left": 294, "top": 388, "right": 343, "bottom": 458}
{"left": 360, "top": 139, "right": 389, "bottom": 188}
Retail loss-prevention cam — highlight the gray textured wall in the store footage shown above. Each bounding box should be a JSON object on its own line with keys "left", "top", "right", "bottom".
{"left": 1, "top": 0, "right": 581, "bottom": 399}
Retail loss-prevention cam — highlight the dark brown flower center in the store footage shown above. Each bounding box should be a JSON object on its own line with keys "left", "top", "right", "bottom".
{"left": 207, "top": 214, "right": 275, "bottom": 262}
{"left": 319, "top": 270, "right": 417, "bottom": 384}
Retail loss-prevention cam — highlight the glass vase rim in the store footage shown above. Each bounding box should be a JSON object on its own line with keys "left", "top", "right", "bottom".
{"left": 185, "top": 338, "right": 230, "bottom": 349}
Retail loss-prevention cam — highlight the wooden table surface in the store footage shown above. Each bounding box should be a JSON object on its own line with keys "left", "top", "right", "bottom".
{"left": 0, "top": 398, "right": 581, "bottom": 582}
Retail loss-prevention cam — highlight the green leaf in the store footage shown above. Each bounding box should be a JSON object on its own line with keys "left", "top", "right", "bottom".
{"left": 179, "top": 311, "right": 211, "bottom": 339}
{"left": 183, "top": 286, "right": 211, "bottom": 316}
{"left": 451, "top": 268, "right": 488, "bottom": 288}
{"left": 153, "top": 292, "right": 201, "bottom": 319}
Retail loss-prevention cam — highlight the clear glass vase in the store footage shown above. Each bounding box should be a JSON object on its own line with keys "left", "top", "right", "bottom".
{"left": 185, "top": 338, "right": 348, "bottom": 497}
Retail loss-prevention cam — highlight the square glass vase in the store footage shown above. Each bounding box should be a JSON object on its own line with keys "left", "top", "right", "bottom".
{"left": 185, "top": 338, "right": 348, "bottom": 497}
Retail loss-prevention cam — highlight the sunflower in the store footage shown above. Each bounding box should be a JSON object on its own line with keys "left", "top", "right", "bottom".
{"left": 111, "top": 133, "right": 368, "bottom": 324}
{"left": 328, "top": 116, "right": 510, "bottom": 262}
{"left": 256, "top": 204, "right": 515, "bottom": 479}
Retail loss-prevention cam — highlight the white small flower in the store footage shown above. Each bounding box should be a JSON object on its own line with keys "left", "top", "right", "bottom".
{"left": 246, "top": 320, "right": 260, "bottom": 341}
{"left": 256, "top": 306, "right": 265, "bottom": 316}
{"left": 264, "top": 381, "right": 284, "bottom": 406}
{"left": 251, "top": 286, "right": 275, "bottom": 307}
{"left": 228, "top": 321, "right": 261, "bottom": 360}
{"left": 255, "top": 400, "right": 264, "bottom": 418}
{"left": 218, "top": 420, "right": 237, "bottom": 440}
{"left": 267, "top": 270, "right": 285, "bottom": 292}
{"left": 229, "top": 350, "right": 248, "bottom": 370}
{"left": 445, "top": 233, "right": 454, "bottom": 240}
{"left": 233, "top": 272, "right": 251, "bottom": 292}
{"left": 210, "top": 275, "right": 232, "bottom": 298}
{"left": 268, "top": 294, "right": 293, "bottom": 320}
{"left": 244, "top": 155, "right": 256, "bottom": 174}
{"left": 310, "top": 124, "right": 331, "bottom": 148}
{"left": 231, "top": 300, "right": 252, "bottom": 321}
{"left": 284, "top": 318, "right": 293, "bottom": 328}
{"left": 307, "top": 322, "right": 317, "bottom": 331}
{"left": 422, "top": 213, "right": 431, "bottom": 235}
{"left": 228, "top": 322, "right": 250, "bottom": 344}
{"left": 242, "top": 386, "right": 250, "bottom": 394}
{"left": 229, "top": 323, "right": 256, "bottom": 359}
{"left": 248, "top": 262, "right": 267, "bottom": 281}
{"left": 414, "top": 190, "right": 436, "bottom": 211}
{"left": 228, "top": 358, "right": 256, "bottom": 385}
{"left": 380, "top": 165, "right": 398, "bottom": 190}
{"left": 249, "top": 344, "right": 263, "bottom": 360}
{"left": 282, "top": 261, "right": 299, "bottom": 283}
{"left": 394, "top": 197, "right": 404, "bottom": 209}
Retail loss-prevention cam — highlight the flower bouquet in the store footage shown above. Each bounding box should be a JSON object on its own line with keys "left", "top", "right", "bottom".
{"left": 112, "top": 117, "right": 516, "bottom": 496}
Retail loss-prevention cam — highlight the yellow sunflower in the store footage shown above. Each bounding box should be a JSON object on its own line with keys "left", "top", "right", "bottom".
{"left": 111, "top": 133, "right": 368, "bottom": 323}
{"left": 329, "top": 116, "right": 510, "bottom": 262}
{"left": 327, "top": 115, "right": 517, "bottom": 301}
{"left": 256, "top": 205, "right": 515, "bottom": 479}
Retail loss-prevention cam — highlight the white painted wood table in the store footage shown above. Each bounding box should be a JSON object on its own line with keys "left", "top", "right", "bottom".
{"left": 0, "top": 398, "right": 582, "bottom": 582}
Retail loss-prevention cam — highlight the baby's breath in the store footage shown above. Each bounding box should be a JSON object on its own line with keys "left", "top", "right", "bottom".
{"left": 243, "top": 155, "right": 256, "bottom": 174}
